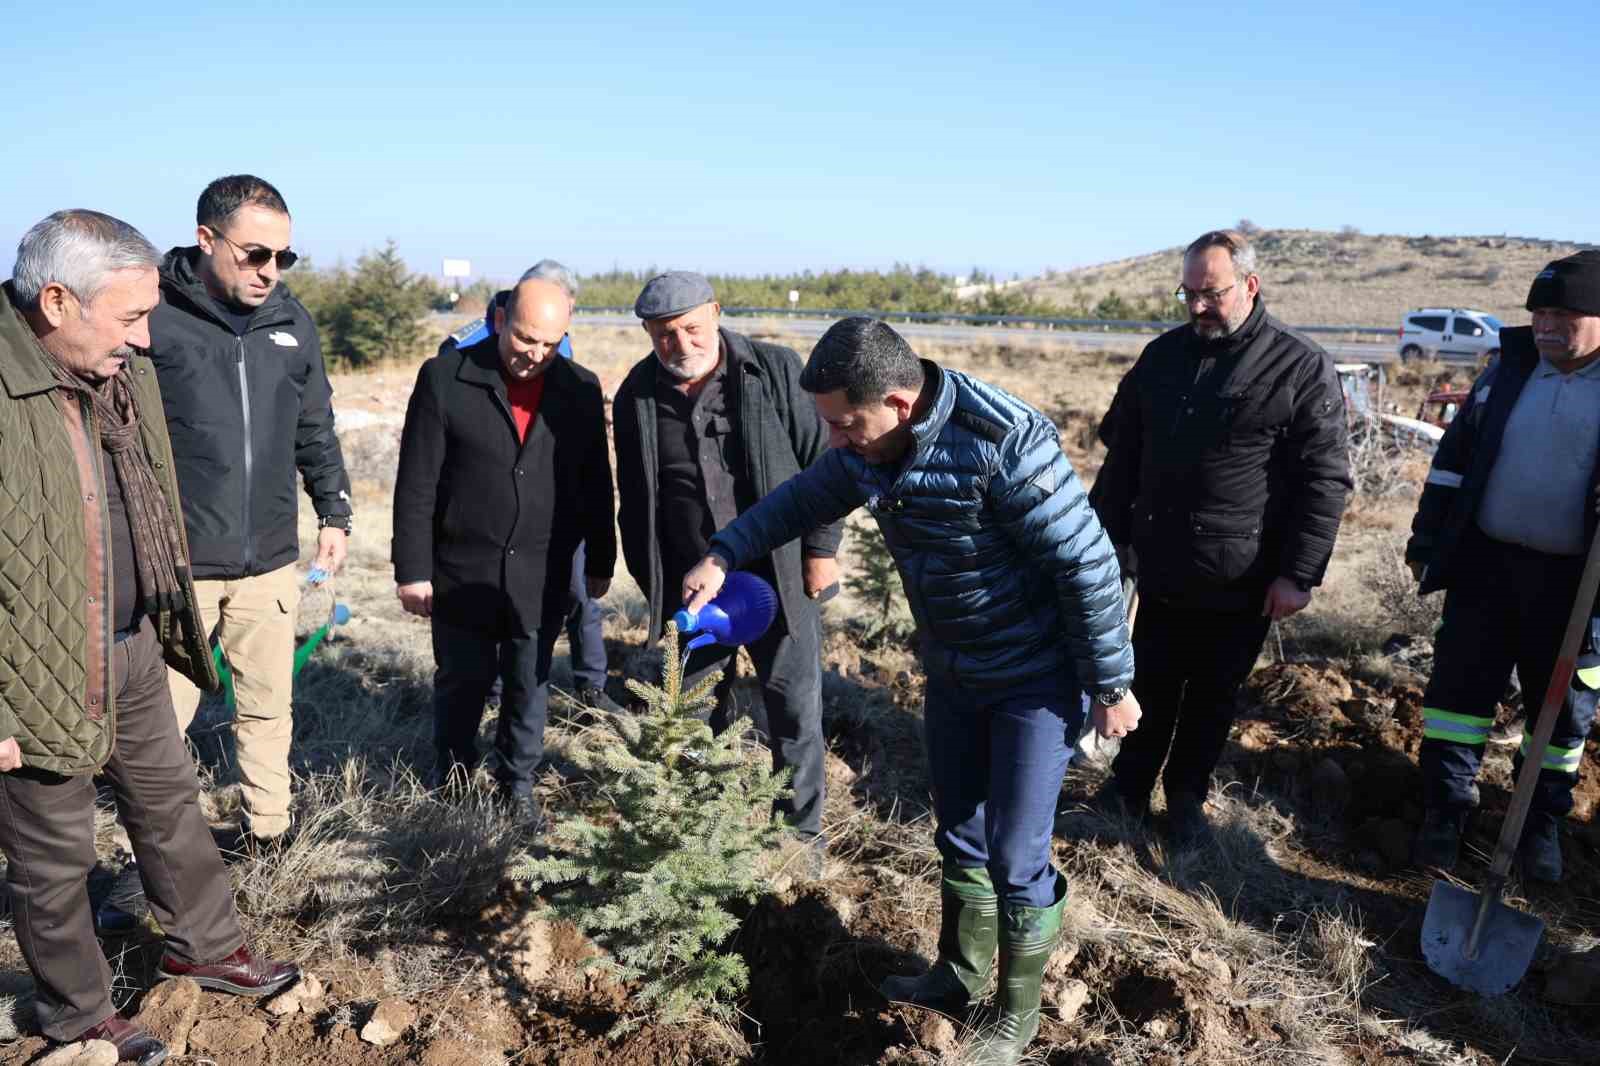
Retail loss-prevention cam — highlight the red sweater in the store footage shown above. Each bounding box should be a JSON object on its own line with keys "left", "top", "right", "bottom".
{"left": 504, "top": 372, "right": 547, "bottom": 442}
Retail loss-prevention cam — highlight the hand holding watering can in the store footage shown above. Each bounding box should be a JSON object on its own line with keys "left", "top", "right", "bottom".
{"left": 677, "top": 560, "right": 779, "bottom": 666}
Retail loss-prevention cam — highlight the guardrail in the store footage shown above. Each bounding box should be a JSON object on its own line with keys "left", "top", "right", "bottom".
{"left": 574, "top": 305, "right": 1398, "bottom": 339}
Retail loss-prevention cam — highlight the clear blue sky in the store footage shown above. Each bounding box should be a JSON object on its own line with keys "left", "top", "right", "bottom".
{"left": 2, "top": 1, "right": 1591, "bottom": 283}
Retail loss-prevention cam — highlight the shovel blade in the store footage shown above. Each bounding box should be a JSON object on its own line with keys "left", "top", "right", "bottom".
{"left": 1422, "top": 880, "right": 1544, "bottom": 996}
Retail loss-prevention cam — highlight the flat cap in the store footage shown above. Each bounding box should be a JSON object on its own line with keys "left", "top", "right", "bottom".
{"left": 634, "top": 270, "right": 715, "bottom": 320}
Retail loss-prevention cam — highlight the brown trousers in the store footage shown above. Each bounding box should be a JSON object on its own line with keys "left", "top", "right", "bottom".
{"left": 0, "top": 617, "right": 244, "bottom": 1040}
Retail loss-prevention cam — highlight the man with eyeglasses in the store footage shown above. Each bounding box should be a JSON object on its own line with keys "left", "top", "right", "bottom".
{"left": 148, "top": 174, "right": 352, "bottom": 850}
{"left": 1089, "top": 228, "right": 1352, "bottom": 846}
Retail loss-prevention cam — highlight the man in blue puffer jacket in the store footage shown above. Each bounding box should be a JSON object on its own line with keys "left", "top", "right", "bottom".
{"left": 681, "top": 317, "right": 1139, "bottom": 1066}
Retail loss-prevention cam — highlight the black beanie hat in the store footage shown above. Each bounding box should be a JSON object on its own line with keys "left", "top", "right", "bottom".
{"left": 1526, "top": 249, "right": 1600, "bottom": 315}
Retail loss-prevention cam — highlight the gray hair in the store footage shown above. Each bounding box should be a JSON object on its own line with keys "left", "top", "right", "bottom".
{"left": 518, "top": 258, "right": 579, "bottom": 299}
{"left": 1184, "top": 228, "right": 1258, "bottom": 280}
{"left": 13, "top": 209, "right": 160, "bottom": 311}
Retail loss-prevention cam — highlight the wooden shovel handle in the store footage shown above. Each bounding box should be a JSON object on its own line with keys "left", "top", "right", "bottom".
{"left": 1487, "top": 525, "right": 1600, "bottom": 881}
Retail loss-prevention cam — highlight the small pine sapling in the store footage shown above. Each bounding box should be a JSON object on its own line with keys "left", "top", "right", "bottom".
{"left": 513, "top": 623, "right": 790, "bottom": 1031}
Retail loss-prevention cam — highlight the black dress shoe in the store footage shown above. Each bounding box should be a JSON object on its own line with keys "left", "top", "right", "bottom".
{"left": 574, "top": 683, "right": 623, "bottom": 714}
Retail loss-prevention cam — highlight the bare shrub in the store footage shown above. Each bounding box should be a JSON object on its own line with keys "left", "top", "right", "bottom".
{"left": 1363, "top": 261, "right": 1417, "bottom": 280}
{"left": 233, "top": 762, "right": 537, "bottom": 972}
{"left": 1361, "top": 537, "right": 1442, "bottom": 639}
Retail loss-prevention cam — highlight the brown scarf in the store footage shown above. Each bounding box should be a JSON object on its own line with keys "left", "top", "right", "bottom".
{"left": 49, "top": 358, "right": 188, "bottom": 616}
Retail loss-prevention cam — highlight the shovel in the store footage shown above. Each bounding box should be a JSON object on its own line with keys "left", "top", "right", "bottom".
{"left": 1421, "top": 523, "right": 1600, "bottom": 995}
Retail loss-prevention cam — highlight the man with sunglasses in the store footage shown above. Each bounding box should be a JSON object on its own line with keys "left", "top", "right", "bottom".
{"left": 1088, "top": 228, "right": 1352, "bottom": 846}
{"left": 148, "top": 175, "right": 351, "bottom": 849}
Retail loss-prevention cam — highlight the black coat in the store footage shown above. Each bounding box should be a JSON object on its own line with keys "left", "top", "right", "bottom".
{"left": 613, "top": 328, "right": 842, "bottom": 639}
{"left": 392, "top": 338, "right": 615, "bottom": 635}
{"left": 1090, "top": 299, "right": 1352, "bottom": 610}
{"left": 148, "top": 248, "right": 351, "bottom": 579}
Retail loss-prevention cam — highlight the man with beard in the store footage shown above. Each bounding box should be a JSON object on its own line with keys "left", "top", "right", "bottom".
{"left": 0, "top": 210, "right": 299, "bottom": 1065}
{"left": 1088, "top": 228, "right": 1352, "bottom": 845}
{"left": 613, "top": 272, "right": 841, "bottom": 855}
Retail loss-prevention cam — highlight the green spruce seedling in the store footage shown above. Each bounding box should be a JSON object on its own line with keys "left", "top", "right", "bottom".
{"left": 513, "top": 623, "right": 790, "bottom": 1032}
{"left": 845, "top": 516, "right": 915, "bottom": 647}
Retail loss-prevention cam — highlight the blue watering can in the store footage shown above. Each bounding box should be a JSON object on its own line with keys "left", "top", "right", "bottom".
{"left": 673, "top": 571, "right": 779, "bottom": 658}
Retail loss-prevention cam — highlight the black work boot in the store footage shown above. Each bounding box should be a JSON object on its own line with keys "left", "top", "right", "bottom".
{"left": 960, "top": 873, "right": 1068, "bottom": 1066}
{"left": 1517, "top": 814, "right": 1563, "bottom": 884}
{"left": 880, "top": 863, "right": 998, "bottom": 1015}
{"left": 1414, "top": 807, "right": 1466, "bottom": 871}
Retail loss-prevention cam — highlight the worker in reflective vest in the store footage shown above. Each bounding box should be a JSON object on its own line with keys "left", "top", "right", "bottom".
{"left": 1406, "top": 250, "right": 1600, "bottom": 884}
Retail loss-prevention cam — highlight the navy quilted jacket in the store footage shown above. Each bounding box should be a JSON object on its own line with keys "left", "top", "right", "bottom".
{"left": 709, "top": 362, "right": 1133, "bottom": 691}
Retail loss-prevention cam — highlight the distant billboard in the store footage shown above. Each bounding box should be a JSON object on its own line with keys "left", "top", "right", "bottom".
{"left": 441, "top": 258, "right": 472, "bottom": 278}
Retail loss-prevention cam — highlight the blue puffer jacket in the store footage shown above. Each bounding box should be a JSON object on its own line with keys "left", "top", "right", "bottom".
{"left": 709, "top": 362, "right": 1133, "bottom": 692}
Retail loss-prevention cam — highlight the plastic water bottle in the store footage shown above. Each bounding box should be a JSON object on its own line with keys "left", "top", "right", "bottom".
{"left": 673, "top": 571, "right": 779, "bottom": 654}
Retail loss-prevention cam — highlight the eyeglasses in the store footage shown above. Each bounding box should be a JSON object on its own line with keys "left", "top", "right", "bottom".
{"left": 209, "top": 227, "right": 299, "bottom": 271}
{"left": 1174, "top": 283, "right": 1234, "bottom": 306}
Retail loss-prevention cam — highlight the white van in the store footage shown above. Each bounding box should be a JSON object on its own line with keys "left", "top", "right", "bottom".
{"left": 1396, "top": 307, "right": 1502, "bottom": 363}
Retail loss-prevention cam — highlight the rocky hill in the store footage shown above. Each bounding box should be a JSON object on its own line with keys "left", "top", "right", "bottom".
{"left": 1017, "top": 229, "right": 1590, "bottom": 327}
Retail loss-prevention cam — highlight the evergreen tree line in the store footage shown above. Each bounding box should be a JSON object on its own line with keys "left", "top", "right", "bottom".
{"left": 285, "top": 244, "right": 1183, "bottom": 370}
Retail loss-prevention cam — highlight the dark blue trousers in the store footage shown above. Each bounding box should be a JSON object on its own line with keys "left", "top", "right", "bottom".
{"left": 1421, "top": 531, "right": 1599, "bottom": 819}
{"left": 431, "top": 620, "right": 556, "bottom": 796}
{"left": 924, "top": 669, "right": 1086, "bottom": 908}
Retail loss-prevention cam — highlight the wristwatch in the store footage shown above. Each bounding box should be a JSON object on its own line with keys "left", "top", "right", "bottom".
{"left": 318, "top": 514, "right": 353, "bottom": 536}
{"left": 1094, "top": 687, "right": 1128, "bottom": 707}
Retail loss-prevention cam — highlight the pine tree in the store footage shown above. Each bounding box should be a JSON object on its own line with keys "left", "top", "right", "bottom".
{"left": 340, "top": 241, "right": 431, "bottom": 367}
{"left": 845, "top": 517, "right": 915, "bottom": 647}
{"left": 512, "top": 624, "right": 790, "bottom": 1031}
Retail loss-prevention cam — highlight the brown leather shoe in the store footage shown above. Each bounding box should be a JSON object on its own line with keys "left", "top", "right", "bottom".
{"left": 157, "top": 945, "right": 300, "bottom": 997}
{"left": 75, "top": 1016, "right": 169, "bottom": 1065}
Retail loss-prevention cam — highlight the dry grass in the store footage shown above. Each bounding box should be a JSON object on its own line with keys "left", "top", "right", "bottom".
{"left": 0, "top": 319, "right": 1584, "bottom": 1065}
{"left": 1021, "top": 228, "right": 1586, "bottom": 328}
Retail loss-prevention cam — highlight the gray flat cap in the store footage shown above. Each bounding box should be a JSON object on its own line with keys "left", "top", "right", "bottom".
{"left": 634, "top": 270, "right": 715, "bottom": 320}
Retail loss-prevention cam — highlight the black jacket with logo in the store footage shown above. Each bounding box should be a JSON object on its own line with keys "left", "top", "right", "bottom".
{"left": 1090, "top": 299, "right": 1352, "bottom": 610}
{"left": 392, "top": 337, "right": 616, "bottom": 635}
{"left": 148, "top": 248, "right": 351, "bottom": 580}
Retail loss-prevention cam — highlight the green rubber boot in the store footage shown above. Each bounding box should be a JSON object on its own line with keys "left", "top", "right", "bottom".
{"left": 879, "top": 863, "right": 998, "bottom": 1015}
{"left": 960, "top": 873, "right": 1068, "bottom": 1066}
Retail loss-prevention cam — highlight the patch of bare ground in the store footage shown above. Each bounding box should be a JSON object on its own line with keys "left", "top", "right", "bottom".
{"left": 0, "top": 327, "right": 1593, "bottom": 1065}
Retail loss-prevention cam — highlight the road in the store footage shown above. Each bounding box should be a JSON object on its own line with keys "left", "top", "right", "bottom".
{"left": 573, "top": 313, "right": 1400, "bottom": 363}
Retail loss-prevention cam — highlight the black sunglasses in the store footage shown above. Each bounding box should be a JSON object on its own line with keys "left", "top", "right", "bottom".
{"left": 210, "top": 227, "right": 299, "bottom": 271}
